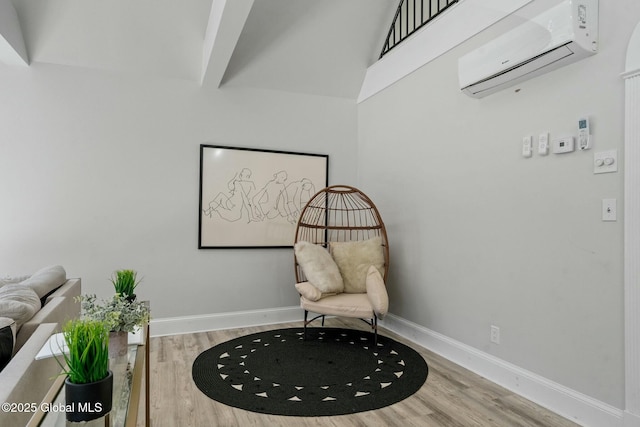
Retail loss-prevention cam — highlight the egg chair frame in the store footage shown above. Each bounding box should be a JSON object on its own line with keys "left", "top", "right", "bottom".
{"left": 293, "top": 185, "right": 389, "bottom": 344}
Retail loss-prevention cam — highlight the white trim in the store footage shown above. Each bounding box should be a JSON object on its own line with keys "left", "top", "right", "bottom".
{"left": 357, "top": 0, "right": 533, "bottom": 103}
{"left": 380, "top": 313, "right": 624, "bottom": 427}
{"left": 624, "top": 34, "right": 640, "bottom": 424}
{"left": 622, "top": 69, "right": 640, "bottom": 80}
{"left": 626, "top": 22, "right": 640, "bottom": 75}
{"left": 149, "top": 306, "right": 301, "bottom": 337}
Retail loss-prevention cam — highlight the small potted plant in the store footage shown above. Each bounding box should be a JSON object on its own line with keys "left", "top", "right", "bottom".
{"left": 58, "top": 319, "right": 113, "bottom": 422}
{"left": 110, "top": 269, "right": 141, "bottom": 301}
{"left": 79, "top": 294, "right": 150, "bottom": 357}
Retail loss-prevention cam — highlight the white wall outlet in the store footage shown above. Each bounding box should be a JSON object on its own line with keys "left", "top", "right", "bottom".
{"left": 490, "top": 325, "right": 500, "bottom": 344}
{"left": 602, "top": 199, "right": 617, "bottom": 221}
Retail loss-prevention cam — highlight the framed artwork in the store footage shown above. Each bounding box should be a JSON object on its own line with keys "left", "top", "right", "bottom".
{"left": 199, "top": 145, "right": 329, "bottom": 248}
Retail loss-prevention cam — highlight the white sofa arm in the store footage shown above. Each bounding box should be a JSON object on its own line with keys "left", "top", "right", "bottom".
{"left": 0, "top": 323, "right": 61, "bottom": 427}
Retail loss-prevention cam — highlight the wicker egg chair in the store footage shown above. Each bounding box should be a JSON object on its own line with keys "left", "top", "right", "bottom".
{"left": 293, "top": 185, "right": 389, "bottom": 345}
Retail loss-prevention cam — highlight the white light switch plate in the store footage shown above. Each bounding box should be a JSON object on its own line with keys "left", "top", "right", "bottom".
{"left": 538, "top": 133, "right": 549, "bottom": 155}
{"left": 522, "top": 135, "right": 532, "bottom": 158}
{"left": 594, "top": 150, "right": 618, "bottom": 174}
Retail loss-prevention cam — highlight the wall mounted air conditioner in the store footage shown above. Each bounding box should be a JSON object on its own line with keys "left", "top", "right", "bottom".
{"left": 458, "top": 0, "right": 598, "bottom": 98}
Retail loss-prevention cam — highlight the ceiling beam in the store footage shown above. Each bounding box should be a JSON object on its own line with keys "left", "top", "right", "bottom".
{"left": 200, "top": 0, "right": 254, "bottom": 88}
{"left": 0, "top": 0, "right": 28, "bottom": 66}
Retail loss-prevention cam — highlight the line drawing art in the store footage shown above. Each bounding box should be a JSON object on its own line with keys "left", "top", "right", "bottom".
{"left": 252, "top": 170, "right": 288, "bottom": 221}
{"left": 204, "top": 171, "right": 316, "bottom": 225}
{"left": 202, "top": 168, "right": 258, "bottom": 223}
{"left": 283, "top": 178, "right": 315, "bottom": 223}
{"left": 198, "top": 145, "right": 328, "bottom": 248}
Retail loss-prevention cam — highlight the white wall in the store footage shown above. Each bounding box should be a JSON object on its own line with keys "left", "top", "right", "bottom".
{"left": 0, "top": 63, "right": 357, "bottom": 319}
{"left": 2, "top": 0, "right": 637, "bottom": 416}
{"left": 358, "top": 1, "right": 640, "bottom": 409}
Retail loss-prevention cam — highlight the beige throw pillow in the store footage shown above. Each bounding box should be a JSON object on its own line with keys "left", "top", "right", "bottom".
{"left": 294, "top": 282, "right": 323, "bottom": 301}
{"left": 330, "top": 236, "right": 384, "bottom": 293}
{"left": 365, "top": 265, "right": 388, "bottom": 318}
{"left": 294, "top": 241, "right": 344, "bottom": 294}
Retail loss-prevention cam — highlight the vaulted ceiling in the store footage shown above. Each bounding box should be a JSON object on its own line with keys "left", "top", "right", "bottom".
{"left": 1, "top": 0, "right": 397, "bottom": 99}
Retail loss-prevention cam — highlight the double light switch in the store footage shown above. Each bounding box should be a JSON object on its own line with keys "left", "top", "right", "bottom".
{"left": 594, "top": 150, "right": 617, "bottom": 174}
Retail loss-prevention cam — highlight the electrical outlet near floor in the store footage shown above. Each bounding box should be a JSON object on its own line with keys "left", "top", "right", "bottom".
{"left": 490, "top": 325, "right": 500, "bottom": 344}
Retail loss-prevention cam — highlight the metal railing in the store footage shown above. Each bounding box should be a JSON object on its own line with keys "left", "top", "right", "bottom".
{"left": 380, "top": 0, "right": 459, "bottom": 58}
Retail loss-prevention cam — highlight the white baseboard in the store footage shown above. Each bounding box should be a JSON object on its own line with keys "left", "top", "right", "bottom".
{"left": 380, "top": 313, "right": 623, "bottom": 427}
{"left": 150, "top": 306, "right": 302, "bottom": 337}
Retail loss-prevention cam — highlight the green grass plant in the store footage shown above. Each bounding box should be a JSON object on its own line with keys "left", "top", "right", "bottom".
{"left": 110, "top": 269, "right": 141, "bottom": 298}
{"left": 59, "top": 319, "right": 110, "bottom": 384}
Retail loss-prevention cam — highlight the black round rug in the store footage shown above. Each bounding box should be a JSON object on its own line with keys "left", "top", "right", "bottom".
{"left": 192, "top": 327, "right": 428, "bottom": 416}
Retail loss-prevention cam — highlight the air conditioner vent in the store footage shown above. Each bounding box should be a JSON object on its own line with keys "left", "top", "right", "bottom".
{"left": 458, "top": 0, "right": 598, "bottom": 98}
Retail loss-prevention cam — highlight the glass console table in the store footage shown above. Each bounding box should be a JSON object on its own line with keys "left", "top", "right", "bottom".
{"left": 27, "top": 323, "right": 149, "bottom": 427}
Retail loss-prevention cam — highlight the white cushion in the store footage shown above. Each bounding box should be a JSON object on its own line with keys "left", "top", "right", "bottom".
{"left": 19, "top": 265, "right": 66, "bottom": 299}
{"left": 0, "top": 275, "right": 30, "bottom": 288}
{"left": 330, "top": 236, "right": 385, "bottom": 293}
{"left": 0, "top": 284, "right": 41, "bottom": 330}
{"left": 300, "top": 293, "right": 373, "bottom": 319}
{"left": 294, "top": 241, "right": 344, "bottom": 294}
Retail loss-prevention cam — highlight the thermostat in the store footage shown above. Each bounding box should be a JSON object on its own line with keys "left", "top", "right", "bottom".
{"left": 553, "top": 136, "right": 575, "bottom": 154}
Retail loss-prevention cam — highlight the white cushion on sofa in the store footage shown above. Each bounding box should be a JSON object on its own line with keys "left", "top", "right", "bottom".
{"left": 0, "top": 275, "right": 30, "bottom": 288}
{"left": 19, "top": 266, "right": 66, "bottom": 299}
{"left": 0, "top": 285, "right": 41, "bottom": 330}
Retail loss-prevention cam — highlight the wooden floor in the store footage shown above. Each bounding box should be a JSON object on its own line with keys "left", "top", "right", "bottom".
{"left": 139, "top": 318, "right": 579, "bottom": 427}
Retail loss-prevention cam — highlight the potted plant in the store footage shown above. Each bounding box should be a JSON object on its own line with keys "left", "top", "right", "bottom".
{"left": 109, "top": 269, "right": 141, "bottom": 301}
{"left": 57, "top": 319, "right": 113, "bottom": 422}
{"left": 79, "top": 294, "right": 150, "bottom": 357}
